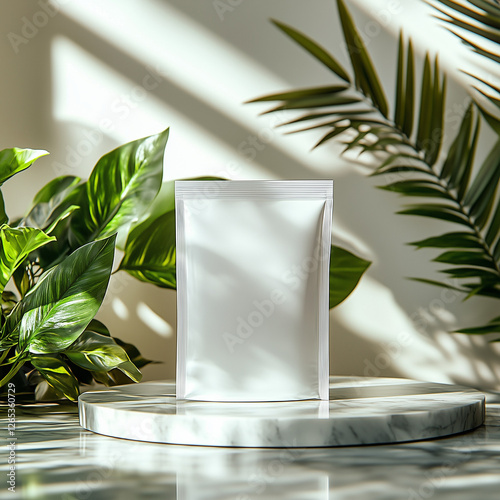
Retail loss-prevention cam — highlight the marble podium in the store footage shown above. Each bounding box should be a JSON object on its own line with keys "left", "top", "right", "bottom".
{"left": 78, "top": 376, "right": 485, "bottom": 447}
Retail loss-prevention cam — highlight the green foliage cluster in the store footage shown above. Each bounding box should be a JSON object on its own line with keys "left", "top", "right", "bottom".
{"left": 249, "top": 0, "right": 500, "bottom": 339}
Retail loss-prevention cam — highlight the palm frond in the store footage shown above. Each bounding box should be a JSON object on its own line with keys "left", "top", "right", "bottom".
{"left": 248, "top": 0, "right": 500, "bottom": 329}
{"left": 428, "top": 0, "right": 500, "bottom": 116}
{"left": 428, "top": 0, "right": 500, "bottom": 46}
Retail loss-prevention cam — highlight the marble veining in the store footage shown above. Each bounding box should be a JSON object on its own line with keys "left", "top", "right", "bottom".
{"left": 78, "top": 376, "right": 485, "bottom": 447}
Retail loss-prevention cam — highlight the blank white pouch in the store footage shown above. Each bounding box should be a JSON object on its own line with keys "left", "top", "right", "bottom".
{"left": 175, "top": 180, "right": 333, "bottom": 401}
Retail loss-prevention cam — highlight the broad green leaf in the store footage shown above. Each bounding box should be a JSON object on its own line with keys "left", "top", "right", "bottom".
{"left": 0, "top": 148, "right": 48, "bottom": 186}
{"left": 119, "top": 210, "right": 176, "bottom": 289}
{"left": 30, "top": 354, "right": 80, "bottom": 400}
{"left": 71, "top": 128, "right": 169, "bottom": 244}
{"left": 64, "top": 330, "right": 141, "bottom": 382}
{"left": 22, "top": 175, "right": 82, "bottom": 231}
{"left": 271, "top": 19, "right": 351, "bottom": 82}
{"left": 329, "top": 245, "right": 371, "bottom": 308}
{"left": 84, "top": 318, "right": 111, "bottom": 337}
{"left": 409, "top": 232, "right": 482, "bottom": 249}
{"left": 114, "top": 337, "right": 155, "bottom": 370}
{"left": 433, "top": 250, "right": 495, "bottom": 268}
{"left": 337, "top": 0, "right": 388, "bottom": 117}
{"left": 247, "top": 85, "right": 348, "bottom": 103}
{"left": 9, "top": 235, "right": 115, "bottom": 354}
{"left": 0, "top": 225, "right": 55, "bottom": 295}
{"left": 0, "top": 190, "right": 6, "bottom": 225}
{"left": 32, "top": 175, "right": 81, "bottom": 206}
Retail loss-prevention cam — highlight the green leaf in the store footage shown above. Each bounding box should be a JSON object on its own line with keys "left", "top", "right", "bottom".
{"left": 431, "top": 0, "right": 500, "bottom": 27}
{"left": 441, "top": 104, "right": 473, "bottom": 184}
{"left": 377, "top": 152, "right": 423, "bottom": 170}
{"left": 114, "top": 337, "right": 155, "bottom": 370}
{"left": 433, "top": 250, "right": 495, "bottom": 268}
{"left": 408, "top": 277, "right": 464, "bottom": 292}
{"left": 33, "top": 175, "right": 81, "bottom": 205}
{"left": 0, "top": 148, "right": 48, "bottom": 186}
{"left": 119, "top": 210, "right": 176, "bottom": 289}
{"left": 416, "top": 54, "right": 432, "bottom": 152}
{"left": 337, "top": 0, "right": 388, "bottom": 117}
{"left": 84, "top": 319, "right": 111, "bottom": 337}
{"left": 403, "top": 38, "right": 415, "bottom": 138}
{"left": 380, "top": 180, "right": 451, "bottom": 199}
{"left": 494, "top": 235, "right": 500, "bottom": 261}
{"left": 8, "top": 235, "right": 115, "bottom": 354}
{"left": 264, "top": 94, "right": 360, "bottom": 113}
{"left": 329, "top": 245, "right": 371, "bottom": 308}
{"left": 370, "top": 165, "right": 432, "bottom": 177}
{"left": 71, "top": 128, "right": 169, "bottom": 244}
{"left": 247, "top": 85, "right": 349, "bottom": 103}
{"left": 64, "top": 330, "right": 142, "bottom": 382}
{"left": 30, "top": 354, "right": 80, "bottom": 401}
{"left": 465, "top": 139, "right": 500, "bottom": 228}
{"left": 436, "top": 11, "right": 500, "bottom": 44}
{"left": 426, "top": 58, "right": 446, "bottom": 165}
{"left": 458, "top": 110, "right": 479, "bottom": 201}
{"left": 398, "top": 204, "right": 470, "bottom": 225}
{"left": 0, "top": 191, "right": 6, "bottom": 225}
{"left": 394, "top": 32, "right": 405, "bottom": 131}
{"left": 22, "top": 176, "right": 82, "bottom": 231}
{"left": 314, "top": 126, "right": 351, "bottom": 148}
{"left": 409, "top": 232, "right": 482, "bottom": 249}
{"left": 454, "top": 323, "right": 500, "bottom": 335}
{"left": 439, "top": 267, "right": 499, "bottom": 280}
{"left": 0, "top": 225, "right": 55, "bottom": 295}
{"left": 271, "top": 19, "right": 351, "bottom": 83}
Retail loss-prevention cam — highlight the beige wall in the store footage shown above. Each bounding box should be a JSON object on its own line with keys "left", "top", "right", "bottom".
{"left": 2, "top": 0, "right": 499, "bottom": 389}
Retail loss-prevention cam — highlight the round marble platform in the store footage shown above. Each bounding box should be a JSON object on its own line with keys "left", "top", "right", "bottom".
{"left": 78, "top": 376, "right": 485, "bottom": 447}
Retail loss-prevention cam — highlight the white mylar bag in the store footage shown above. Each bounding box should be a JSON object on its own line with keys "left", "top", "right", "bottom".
{"left": 175, "top": 180, "right": 333, "bottom": 402}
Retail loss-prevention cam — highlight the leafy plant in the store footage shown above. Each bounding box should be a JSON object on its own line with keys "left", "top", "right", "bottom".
{"left": 1, "top": 128, "right": 370, "bottom": 401}
{"left": 248, "top": 0, "right": 500, "bottom": 339}
{"left": 428, "top": 0, "right": 500, "bottom": 127}
{"left": 429, "top": 0, "right": 500, "bottom": 64}
{"left": 0, "top": 128, "right": 171, "bottom": 401}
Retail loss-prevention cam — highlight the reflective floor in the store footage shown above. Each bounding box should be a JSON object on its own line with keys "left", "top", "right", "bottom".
{"left": 1, "top": 394, "right": 500, "bottom": 500}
